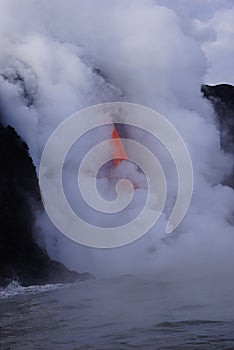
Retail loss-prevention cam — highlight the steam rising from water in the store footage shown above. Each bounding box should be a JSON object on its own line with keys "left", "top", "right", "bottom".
{"left": 0, "top": 0, "right": 234, "bottom": 277}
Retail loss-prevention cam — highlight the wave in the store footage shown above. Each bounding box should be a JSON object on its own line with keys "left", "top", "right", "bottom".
{"left": 0, "top": 280, "right": 72, "bottom": 299}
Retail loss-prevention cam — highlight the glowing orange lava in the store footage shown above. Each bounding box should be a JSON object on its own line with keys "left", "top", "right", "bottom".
{"left": 111, "top": 126, "right": 128, "bottom": 167}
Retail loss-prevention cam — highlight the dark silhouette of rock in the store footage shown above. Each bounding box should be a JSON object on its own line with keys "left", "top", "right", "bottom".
{"left": 201, "top": 83, "right": 234, "bottom": 188}
{"left": 201, "top": 84, "right": 234, "bottom": 152}
{"left": 0, "top": 121, "right": 92, "bottom": 288}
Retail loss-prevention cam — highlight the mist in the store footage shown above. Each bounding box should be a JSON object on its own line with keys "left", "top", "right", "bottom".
{"left": 0, "top": 0, "right": 233, "bottom": 279}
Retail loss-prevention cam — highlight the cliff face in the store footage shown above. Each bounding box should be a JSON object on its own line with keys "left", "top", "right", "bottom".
{"left": 202, "top": 84, "right": 234, "bottom": 189}
{"left": 0, "top": 122, "right": 91, "bottom": 287}
{"left": 201, "top": 84, "right": 234, "bottom": 153}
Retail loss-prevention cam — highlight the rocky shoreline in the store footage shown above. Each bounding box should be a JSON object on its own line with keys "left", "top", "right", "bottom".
{"left": 0, "top": 120, "right": 92, "bottom": 288}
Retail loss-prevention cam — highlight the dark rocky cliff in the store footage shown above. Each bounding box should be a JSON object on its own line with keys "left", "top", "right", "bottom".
{"left": 202, "top": 84, "right": 234, "bottom": 189}
{"left": 201, "top": 84, "right": 234, "bottom": 153}
{"left": 0, "top": 121, "right": 91, "bottom": 288}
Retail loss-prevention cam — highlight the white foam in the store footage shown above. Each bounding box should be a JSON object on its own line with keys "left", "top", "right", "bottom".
{"left": 0, "top": 281, "right": 70, "bottom": 299}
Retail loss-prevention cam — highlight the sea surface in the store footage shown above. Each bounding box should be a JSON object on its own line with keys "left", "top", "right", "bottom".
{"left": 0, "top": 273, "right": 234, "bottom": 350}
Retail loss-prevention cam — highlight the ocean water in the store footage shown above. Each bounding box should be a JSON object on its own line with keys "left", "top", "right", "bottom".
{"left": 0, "top": 274, "right": 234, "bottom": 350}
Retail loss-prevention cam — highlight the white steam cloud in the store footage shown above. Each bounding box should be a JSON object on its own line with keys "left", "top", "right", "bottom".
{"left": 0, "top": 0, "right": 234, "bottom": 277}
